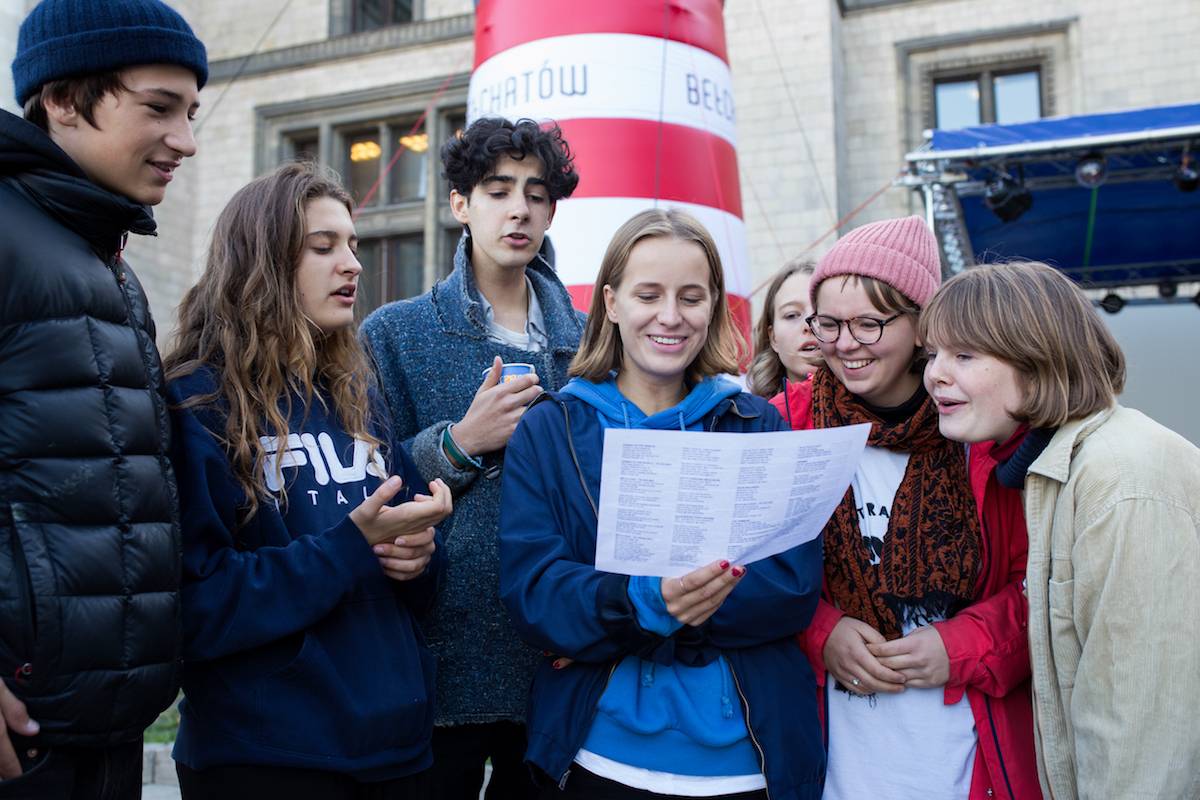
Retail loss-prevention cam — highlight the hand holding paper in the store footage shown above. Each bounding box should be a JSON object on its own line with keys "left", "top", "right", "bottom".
{"left": 660, "top": 558, "right": 747, "bottom": 626}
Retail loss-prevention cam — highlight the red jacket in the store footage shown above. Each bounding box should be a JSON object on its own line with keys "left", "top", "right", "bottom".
{"left": 772, "top": 380, "right": 1039, "bottom": 800}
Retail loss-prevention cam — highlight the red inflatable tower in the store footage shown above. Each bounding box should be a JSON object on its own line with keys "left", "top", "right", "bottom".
{"left": 469, "top": 0, "right": 750, "bottom": 335}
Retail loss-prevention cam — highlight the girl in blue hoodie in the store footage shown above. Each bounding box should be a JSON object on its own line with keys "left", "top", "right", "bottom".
{"left": 498, "top": 209, "right": 826, "bottom": 800}
{"left": 163, "top": 163, "right": 452, "bottom": 800}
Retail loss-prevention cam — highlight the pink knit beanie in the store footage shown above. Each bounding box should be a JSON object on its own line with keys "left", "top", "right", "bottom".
{"left": 810, "top": 216, "right": 942, "bottom": 309}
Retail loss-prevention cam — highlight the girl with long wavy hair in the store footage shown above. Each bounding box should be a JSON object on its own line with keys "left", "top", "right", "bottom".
{"left": 163, "top": 162, "right": 452, "bottom": 800}
{"left": 771, "top": 217, "right": 1038, "bottom": 799}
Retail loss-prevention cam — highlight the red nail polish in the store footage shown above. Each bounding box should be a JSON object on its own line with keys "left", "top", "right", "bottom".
{"left": 552, "top": 660, "right": 564, "bottom": 670}
{"left": 719, "top": 560, "right": 730, "bottom": 570}
{"left": 732, "top": 566, "right": 745, "bottom": 578}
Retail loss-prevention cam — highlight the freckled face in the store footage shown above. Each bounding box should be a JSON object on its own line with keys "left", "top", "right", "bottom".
{"left": 924, "top": 343, "right": 1026, "bottom": 444}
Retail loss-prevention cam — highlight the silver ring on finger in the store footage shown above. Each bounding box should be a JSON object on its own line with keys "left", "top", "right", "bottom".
{"left": 677, "top": 577, "right": 686, "bottom": 595}
{"left": 850, "top": 677, "right": 861, "bottom": 688}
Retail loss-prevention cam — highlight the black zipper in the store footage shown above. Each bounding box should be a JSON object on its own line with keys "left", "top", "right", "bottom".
{"left": 728, "top": 663, "right": 771, "bottom": 800}
{"left": 985, "top": 694, "right": 1015, "bottom": 799}
{"left": 106, "top": 244, "right": 178, "bottom": 665}
{"left": 8, "top": 524, "right": 37, "bottom": 668}
{"left": 978, "top": 448, "right": 1012, "bottom": 800}
{"left": 560, "top": 396, "right": 750, "bottom": 509}
{"left": 553, "top": 395, "right": 764, "bottom": 791}
{"left": 559, "top": 399, "right": 599, "bottom": 518}
{"left": 552, "top": 398, "right": 609, "bottom": 790}
{"left": 108, "top": 235, "right": 129, "bottom": 285}
{"left": 725, "top": 397, "right": 787, "bottom": 799}
{"left": 557, "top": 660, "right": 619, "bottom": 789}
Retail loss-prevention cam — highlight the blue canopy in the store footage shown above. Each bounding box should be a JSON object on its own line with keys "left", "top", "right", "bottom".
{"left": 907, "top": 104, "right": 1200, "bottom": 288}
{"left": 927, "top": 103, "right": 1200, "bottom": 154}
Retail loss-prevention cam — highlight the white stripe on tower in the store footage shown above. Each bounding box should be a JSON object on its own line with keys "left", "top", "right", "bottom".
{"left": 469, "top": 0, "right": 751, "bottom": 335}
{"left": 469, "top": 34, "right": 737, "bottom": 147}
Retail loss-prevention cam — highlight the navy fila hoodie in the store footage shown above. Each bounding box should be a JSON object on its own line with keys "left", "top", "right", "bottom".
{"left": 167, "top": 367, "right": 442, "bottom": 779}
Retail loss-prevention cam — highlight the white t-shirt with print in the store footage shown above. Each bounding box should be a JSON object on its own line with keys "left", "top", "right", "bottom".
{"left": 822, "top": 446, "right": 978, "bottom": 800}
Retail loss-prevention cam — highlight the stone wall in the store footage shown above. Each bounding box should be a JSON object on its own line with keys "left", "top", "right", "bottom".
{"left": 0, "top": 1, "right": 31, "bottom": 114}
{"left": 81, "top": 0, "right": 1200, "bottom": 339}
{"left": 837, "top": 0, "right": 1200, "bottom": 225}
{"left": 123, "top": 4, "right": 473, "bottom": 344}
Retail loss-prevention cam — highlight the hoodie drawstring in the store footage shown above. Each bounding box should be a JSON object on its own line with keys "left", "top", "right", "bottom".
{"left": 720, "top": 660, "right": 735, "bottom": 719}
{"left": 640, "top": 660, "right": 656, "bottom": 687}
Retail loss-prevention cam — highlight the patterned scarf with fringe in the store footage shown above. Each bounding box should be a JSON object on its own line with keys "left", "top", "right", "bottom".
{"left": 811, "top": 368, "right": 981, "bottom": 640}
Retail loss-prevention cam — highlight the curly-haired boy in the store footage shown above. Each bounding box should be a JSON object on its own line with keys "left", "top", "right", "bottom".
{"left": 361, "top": 117, "right": 582, "bottom": 799}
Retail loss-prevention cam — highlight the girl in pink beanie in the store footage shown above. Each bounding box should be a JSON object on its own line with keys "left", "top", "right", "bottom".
{"left": 770, "top": 216, "right": 1038, "bottom": 799}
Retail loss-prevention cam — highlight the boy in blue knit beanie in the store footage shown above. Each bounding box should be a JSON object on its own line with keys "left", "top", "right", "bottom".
{"left": 0, "top": 1, "right": 206, "bottom": 797}
{"left": 12, "top": 0, "right": 207, "bottom": 204}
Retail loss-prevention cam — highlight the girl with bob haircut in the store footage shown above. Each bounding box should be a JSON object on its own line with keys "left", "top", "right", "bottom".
{"left": 498, "top": 208, "right": 825, "bottom": 799}
{"left": 772, "top": 216, "right": 1038, "bottom": 799}
{"left": 921, "top": 260, "right": 1200, "bottom": 799}
{"left": 747, "top": 258, "right": 822, "bottom": 398}
{"left": 164, "top": 162, "right": 452, "bottom": 799}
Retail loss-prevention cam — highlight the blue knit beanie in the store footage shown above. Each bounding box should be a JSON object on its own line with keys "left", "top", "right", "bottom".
{"left": 13, "top": 0, "right": 208, "bottom": 106}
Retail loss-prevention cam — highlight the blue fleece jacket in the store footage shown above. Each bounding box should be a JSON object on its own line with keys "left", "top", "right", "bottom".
{"left": 560, "top": 377, "right": 759, "bottom": 777}
{"left": 498, "top": 388, "right": 828, "bottom": 799}
{"left": 167, "top": 368, "right": 443, "bottom": 780}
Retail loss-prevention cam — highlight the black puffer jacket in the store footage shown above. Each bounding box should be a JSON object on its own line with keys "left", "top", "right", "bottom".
{"left": 0, "top": 110, "right": 181, "bottom": 746}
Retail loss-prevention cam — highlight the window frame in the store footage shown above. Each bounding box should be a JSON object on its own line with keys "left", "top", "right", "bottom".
{"left": 256, "top": 74, "right": 470, "bottom": 311}
{"left": 350, "top": 0, "right": 416, "bottom": 33}
{"left": 897, "top": 19, "right": 1074, "bottom": 155}
{"left": 931, "top": 64, "right": 1044, "bottom": 129}
{"left": 329, "top": 0, "right": 424, "bottom": 37}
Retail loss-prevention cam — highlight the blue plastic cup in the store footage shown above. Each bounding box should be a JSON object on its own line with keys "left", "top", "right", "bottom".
{"left": 482, "top": 362, "right": 536, "bottom": 384}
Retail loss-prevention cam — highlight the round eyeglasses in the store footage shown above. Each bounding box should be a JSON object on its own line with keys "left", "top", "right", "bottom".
{"left": 804, "top": 313, "right": 904, "bottom": 345}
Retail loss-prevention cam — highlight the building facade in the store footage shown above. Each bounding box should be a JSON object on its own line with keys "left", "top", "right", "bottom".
{"left": 0, "top": 2, "right": 23, "bottom": 116}
{"left": 8, "top": 0, "right": 1196, "bottom": 329}
{"left": 3, "top": 0, "right": 1198, "bottom": 437}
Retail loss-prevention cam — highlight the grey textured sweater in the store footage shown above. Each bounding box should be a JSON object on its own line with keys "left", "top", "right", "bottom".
{"left": 360, "top": 234, "right": 585, "bottom": 726}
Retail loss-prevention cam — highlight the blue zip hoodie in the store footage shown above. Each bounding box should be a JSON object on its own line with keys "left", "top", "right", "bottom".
{"left": 167, "top": 367, "right": 443, "bottom": 780}
{"left": 560, "top": 377, "right": 759, "bottom": 776}
{"left": 498, "top": 386, "right": 828, "bottom": 799}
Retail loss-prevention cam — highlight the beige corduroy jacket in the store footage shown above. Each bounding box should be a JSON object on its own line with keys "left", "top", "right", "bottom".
{"left": 1023, "top": 404, "right": 1200, "bottom": 799}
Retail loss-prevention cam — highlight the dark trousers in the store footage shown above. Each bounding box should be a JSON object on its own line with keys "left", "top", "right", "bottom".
{"left": 176, "top": 761, "right": 432, "bottom": 800}
{"left": 428, "top": 721, "right": 537, "bottom": 800}
{"left": 0, "top": 737, "right": 142, "bottom": 800}
{"left": 540, "top": 765, "right": 769, "bottom": 800}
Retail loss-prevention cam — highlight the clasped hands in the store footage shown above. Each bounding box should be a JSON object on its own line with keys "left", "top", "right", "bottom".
{"left": 350, "top": 476, "right": 452, "bottom": 581}
{"left": 822, "top": 616, "right": 950, "bottom": 695}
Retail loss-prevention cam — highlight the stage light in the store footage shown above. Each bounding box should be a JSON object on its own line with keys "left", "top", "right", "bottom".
{"left": 983, "top": 173, "right": 1032, "bottom": 223}
{"left": 1174, "top": 161, "right": 1199, "bottom": 192}
{"left": 1099, "top": 293, "right": 1125, "bottom": 314}
{"left": 1159, "top": 281, "right": 1178, "bottom": 299}
{"left": 1075, "top": 154, "right": 1107, "bottom": 188}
